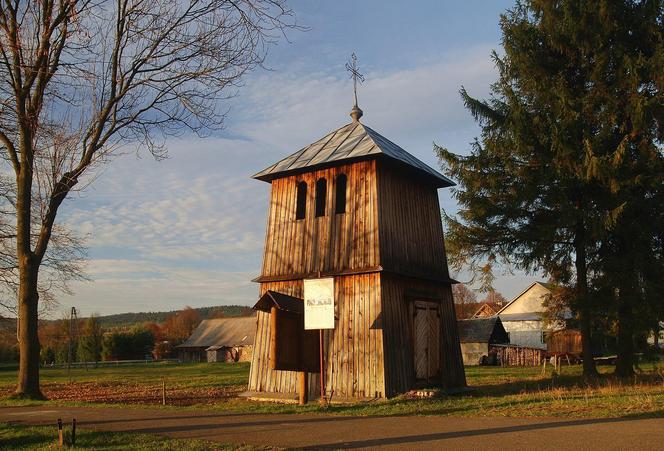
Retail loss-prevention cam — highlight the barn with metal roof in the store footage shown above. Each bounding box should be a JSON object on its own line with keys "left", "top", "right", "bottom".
{"left": 177, "top": 317, "right": 256, "bottom": 363}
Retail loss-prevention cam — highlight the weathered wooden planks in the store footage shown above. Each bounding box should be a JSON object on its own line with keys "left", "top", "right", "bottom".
{"left": 249, "top": 155, "right": 465, "bottom": 400}
{"left": 490, "top": 344, "right": 546, "bottom": 366}
{"left": 547, "top": 329, "right": 582, "bottom": 355}
{"left": 248, "top": 274, "right": 385, "bottom": 399}
{"left": 260, "top": 161, "right": 379, "bottom": 279}
{"left": 380, "top": 274, "right": 466, "bottom": 396}
{"left": 377, "top": 161, "right": 451, "bottom": 281}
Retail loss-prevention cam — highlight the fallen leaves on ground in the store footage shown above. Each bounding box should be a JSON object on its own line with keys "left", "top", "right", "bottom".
{"left": 0, "top": 381, "right": 245, "bottom": 406}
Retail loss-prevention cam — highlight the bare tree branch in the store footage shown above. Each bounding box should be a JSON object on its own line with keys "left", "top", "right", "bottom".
{"left": 0, "top": 0, "right": 300, "bottom": 397}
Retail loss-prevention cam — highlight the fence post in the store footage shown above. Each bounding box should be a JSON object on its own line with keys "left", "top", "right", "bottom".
{"left": 162, "top": 379, "right": 166, "bottom": 405}
{"left": 57, "top": 418, "right": 63, "bottom": 448}
{"left": 71, "top": 419, "right": 76, "bottom": 447}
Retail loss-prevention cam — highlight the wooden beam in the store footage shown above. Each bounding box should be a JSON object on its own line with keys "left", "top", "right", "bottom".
{"left": 253, "top": 266, "right": 383, "bottom": 283}
{"left": 270, "top": 306, "right": 277, "bottom": 370}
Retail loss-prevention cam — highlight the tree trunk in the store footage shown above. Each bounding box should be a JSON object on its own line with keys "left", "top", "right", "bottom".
{"left": 578, "top": 305, "right": 597, "bottom": 377}
{"left": 15, "top": 261, "right": 43, "bottom": 398}
{"left": 615, "top": 285, "right": 635, "bottom": 377}
{"left": 575, "top": 220, "right": 598, "bottom": 379}
{"left": 15, "top": 124, "right": 44, "bottom": 398}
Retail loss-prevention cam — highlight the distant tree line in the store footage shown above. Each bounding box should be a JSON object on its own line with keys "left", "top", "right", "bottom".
{"left": 37, "top": 307, "right": 203, "bottom": 364}
{"left": 0, "top": 304, "right": 256, "bottom": 364}
{"left": 92, "top": 305, "right": 254, "bottom": 329}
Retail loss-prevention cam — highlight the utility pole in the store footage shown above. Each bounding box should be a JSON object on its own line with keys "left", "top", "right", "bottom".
{"left": 67, "top": 307, "right": 85, "bottom": 382}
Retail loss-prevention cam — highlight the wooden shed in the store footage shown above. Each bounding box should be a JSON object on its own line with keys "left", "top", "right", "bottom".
{"left": 247, "top": 104, "right": 466, "bottom": 401}
{"left": 457, "top": 317, "right": 509, "bottom": 365}
{"left": 176, "top": 317, "right": 256, "bottom": 363}
{"left": 547, "top": 329, "right": 582, "bottom": 356}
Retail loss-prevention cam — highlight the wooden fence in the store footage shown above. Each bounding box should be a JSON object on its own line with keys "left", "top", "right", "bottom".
{"left": 489, "top": 344, "right": 546, "bottom": 366}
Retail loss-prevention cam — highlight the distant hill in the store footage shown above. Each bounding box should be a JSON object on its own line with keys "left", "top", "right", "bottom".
{"left": 91, "top": 305, "right": 254, "bottom": 329}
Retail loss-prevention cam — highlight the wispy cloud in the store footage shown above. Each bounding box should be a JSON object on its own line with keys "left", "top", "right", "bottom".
{"left": 71, "top": 260, "right": 255, "bottom": 316}
{"left": 232, "top": 45, "right": 496, "bottom": 155}
{"left": 57, "top": 44, "right": 504, "bottom": 316}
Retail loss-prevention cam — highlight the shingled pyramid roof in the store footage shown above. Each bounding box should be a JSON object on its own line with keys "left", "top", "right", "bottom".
{"left": 252, "top": 121, "right": 454, "bottom": 187}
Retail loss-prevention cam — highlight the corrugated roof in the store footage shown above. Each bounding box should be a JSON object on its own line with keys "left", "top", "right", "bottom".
{"left": 252, "top": 122, "right": 454, "bottom": 187}
{"left": 177, "top": 317, "right": 256, "bottom": 349}
{"left": 499, "top": 311, "right": 573, "bottom": 322}
{"left": 498, "top": 312, "right": 543, "bottom": 322}
{"left": 457, "top": 317, "right": 509, "bottom": 343}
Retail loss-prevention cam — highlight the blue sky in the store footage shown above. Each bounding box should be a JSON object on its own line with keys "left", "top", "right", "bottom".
{"left": 59, "top": 0, "right": 537, "bottom": 316}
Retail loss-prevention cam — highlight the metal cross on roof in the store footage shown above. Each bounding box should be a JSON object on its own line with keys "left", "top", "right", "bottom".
{"left": 345, "top": 53, "right": 365, "bottom": 107}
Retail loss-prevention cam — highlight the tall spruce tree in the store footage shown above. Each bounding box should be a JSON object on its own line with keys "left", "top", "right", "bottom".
{"left": 438, "top": 0, "right": 664, "bottom": 378}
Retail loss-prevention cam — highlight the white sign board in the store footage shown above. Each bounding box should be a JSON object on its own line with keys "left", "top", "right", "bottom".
{"left": 304, "top": 278, "right": 335, "bottom": 330}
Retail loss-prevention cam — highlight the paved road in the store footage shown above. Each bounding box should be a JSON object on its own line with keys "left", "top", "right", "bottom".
{"left": 2, "top": 406, "right": 663, "bottom": 450}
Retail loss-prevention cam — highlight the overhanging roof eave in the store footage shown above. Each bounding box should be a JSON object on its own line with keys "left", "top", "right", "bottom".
{"left": 251, "top": 154, "right": 455, "bottom": 188}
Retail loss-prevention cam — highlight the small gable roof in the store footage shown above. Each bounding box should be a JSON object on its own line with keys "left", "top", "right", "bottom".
{"left": 253, "top": 290, "right": 304, "bottom": 315}
{"left": 252, "top": 122, "right": 454, "bottom": 188}
{"left": 177, "top": 317, "right": 256, "bottom": 349}
{"left": 457, "top": 317, "right": 509, "bottom": 344}
{"left": 471, "top": 303, "right": 498, "bottom": 319}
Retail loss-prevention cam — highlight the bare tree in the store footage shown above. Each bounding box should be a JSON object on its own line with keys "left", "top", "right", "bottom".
{"left": 479, "top": 290, "right": 507, "bottom": 307}
{"left": 0, "top": 0, "right": 298, "bottom": 398}
{"left": 452, "top": 283, "right": 477, "bottom": 319}
{"left": 0, "top": 173, "right": 87, "bottom": 317}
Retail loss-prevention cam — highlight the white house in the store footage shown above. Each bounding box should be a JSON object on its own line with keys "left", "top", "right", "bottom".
{"left": 647, "top": 321, "right": 664, "bottom": 349}
{"left": 496, "top": 282, "right": 567, "bottom": 349}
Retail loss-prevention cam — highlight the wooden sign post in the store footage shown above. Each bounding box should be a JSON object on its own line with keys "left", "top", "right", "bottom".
{"left": 304, "top": 278, "right": 335, "bottom": 404}
{"left": 298, "top": 371, "right": 308, "bottom": 405}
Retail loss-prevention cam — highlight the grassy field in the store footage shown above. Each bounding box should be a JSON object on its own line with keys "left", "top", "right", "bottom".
{"left": 0, "top": 362, "right": 249, "bottom": 405}
{"left": 1, "top": 358, "right": 663, "bottom": 418}
{"left": 0, "top": 422, "right": 261, "bottom": 450}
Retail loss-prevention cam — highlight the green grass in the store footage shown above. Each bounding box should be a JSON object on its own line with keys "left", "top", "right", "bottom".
{"left": 1, "top": 358, "right": 663, "bottom": 418}
{"left": 0, "top": 422, "right": 262, "bottom": 450}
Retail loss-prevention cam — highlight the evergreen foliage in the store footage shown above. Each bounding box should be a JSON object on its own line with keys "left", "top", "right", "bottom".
{"left": 438, "top": 0, "right": 664, "bottom": 377}
{"left": 102, "top": 327, "right": 155, "bottom": 361}
{"left": 77, "top": 316, "right": 104, "bottom": 364}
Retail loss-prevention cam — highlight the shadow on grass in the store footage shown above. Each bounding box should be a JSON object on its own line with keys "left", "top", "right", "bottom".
{"left": 620, "top": 409, "right": 664, "bottom": 419}
{"left": 81, "top": 411, "right": 269, "bottom": 426}
{"left": 0, "top": 422, "right": 51, "bottom": 450}
{"left": 123, "top": 414, "right": 379, "bottom": 436}
{"left": 467, "top": 368, "right": 664, "bottom": 399}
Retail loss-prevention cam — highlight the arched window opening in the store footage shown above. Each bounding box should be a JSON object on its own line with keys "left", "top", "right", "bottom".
{"left": 296, "top": 181, "right": 307, "bottom": 220}
{"left": 335, "top": 174, "right": 347, "bottom": 214}
{"left": 315, "top": 178, "right": 327, "bottom": 217}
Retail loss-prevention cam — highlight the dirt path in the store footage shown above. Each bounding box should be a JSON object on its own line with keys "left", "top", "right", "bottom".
{"left": 2, "top": 406, "right": 663, "bottom": 450}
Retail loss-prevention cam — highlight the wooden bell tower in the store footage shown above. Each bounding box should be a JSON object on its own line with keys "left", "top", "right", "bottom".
{"left": 247, "top": 71, "right": 465, "bottom": 400}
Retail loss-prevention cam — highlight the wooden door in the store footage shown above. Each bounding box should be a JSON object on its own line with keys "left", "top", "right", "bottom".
{"left": 413, "top": 301, "right": 441, "bottom": 384}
